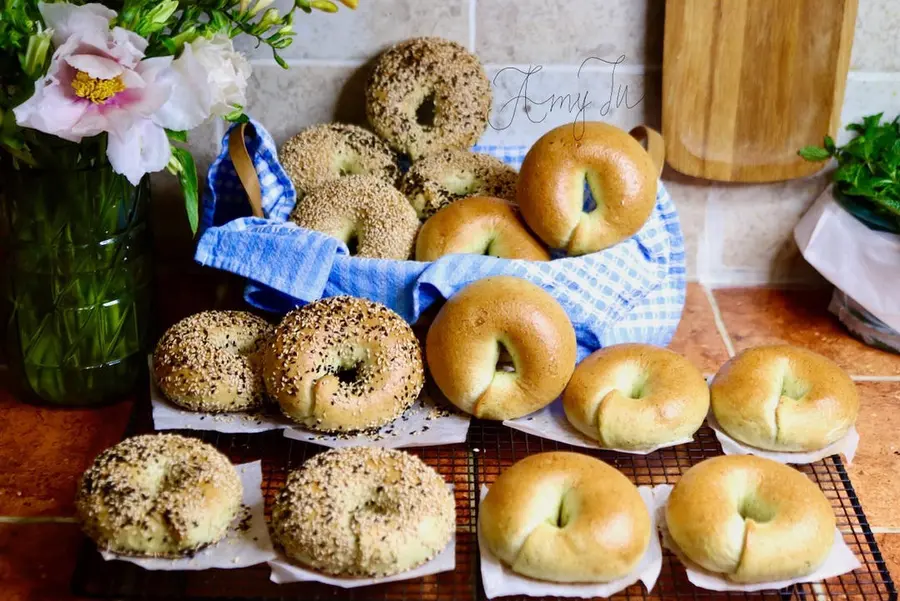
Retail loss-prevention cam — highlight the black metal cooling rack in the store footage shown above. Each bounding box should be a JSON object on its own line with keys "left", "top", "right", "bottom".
{"left": 72, "top": 401, "right": 897, "bottom": 601}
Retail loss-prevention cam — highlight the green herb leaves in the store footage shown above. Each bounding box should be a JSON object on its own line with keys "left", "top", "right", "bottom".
{"left": 799, "top": 113, "right": 900, "bottom": 230}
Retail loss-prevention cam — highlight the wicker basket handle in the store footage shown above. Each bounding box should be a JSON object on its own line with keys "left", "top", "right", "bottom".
{"left": 629, "top": 125, "right": 666, "bottom": 178}
{"left": 228, "top": 122, "right": 265, "bottom": 218}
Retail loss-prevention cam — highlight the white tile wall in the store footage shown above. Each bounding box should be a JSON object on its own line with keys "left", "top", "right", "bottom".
{"left": 179, "top": 0, "right": 900, "bottom": 284}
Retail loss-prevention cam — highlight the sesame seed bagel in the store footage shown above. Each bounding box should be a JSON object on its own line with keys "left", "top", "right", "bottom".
{"left": 153, "top": 311, "right": 273, "bottom": 413}
{"left": 366, "top": 37, "right": 491, "bottom": 160}
{"left": 264, "top": 296, "right": 424, "bottom": 432}
{"left": 400, "top": 149, "right": 518, "bottom": 219}
{"left": 279, "top": 123, "right": 399, "bottom": 199}
{"left": 666, "top": 455, "right": 836, "bottom": 583}
{"left": 562, "top": 344, "right": 710, "bottom": 450}
{"left": 710, "top": 345, "right": 859, "bottom": 452}
{"left": 480, "top": 452, "right": 651, "bottom": 583}
{"left": 289, "top": 174, "right": 420, "bottom": 259}
{"left": 425, "top": 276, "right": 577, "bottom": 420}
{"left": 517, "top": 122, "right": 658, "bottom": 255}
{"left": 272, "top": 447, "right": 455, "bottom": 577}
{"left": 416, "top": 196, "right": 550, "bottom": 261}
{"left": 76, "top": 434, "right": 242, "bottom": 558}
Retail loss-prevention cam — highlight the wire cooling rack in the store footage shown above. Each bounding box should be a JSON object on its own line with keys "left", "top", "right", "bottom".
{"left": 72, "top": 401, "right": 897, "bottom": 601}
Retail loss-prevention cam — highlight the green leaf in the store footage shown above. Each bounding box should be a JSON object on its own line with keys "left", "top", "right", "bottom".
{"left": 171, "top": 147, "right": 200, "bottom": 235}
{"left": 798, "top": 146, "right": 831, "bottom": 161}
{"left": 824, "top": 135, "right": 836, "bottom": 154}
{"left": 273, "top": 51, "right": 288, "bottom": 69}
{"left": 166, "top": 129, "right": 188, "bottom": 143}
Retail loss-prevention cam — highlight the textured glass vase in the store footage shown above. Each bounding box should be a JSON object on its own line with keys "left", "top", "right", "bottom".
{"left": 0, "top": 163, "right": 152, "bottom": 405}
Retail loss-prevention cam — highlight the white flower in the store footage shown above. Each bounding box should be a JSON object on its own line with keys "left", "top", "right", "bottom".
{"left": 155, "top": 34, "right": 251, "bottom": 131}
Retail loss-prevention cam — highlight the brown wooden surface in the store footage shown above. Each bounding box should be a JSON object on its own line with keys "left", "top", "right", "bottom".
{"left": 662, "top": 0, "right": 857, "bottom": 182}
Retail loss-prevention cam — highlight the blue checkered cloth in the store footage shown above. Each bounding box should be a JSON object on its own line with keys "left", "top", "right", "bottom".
{"left": 195, "top": 119, "right": 687, "bottom": 359}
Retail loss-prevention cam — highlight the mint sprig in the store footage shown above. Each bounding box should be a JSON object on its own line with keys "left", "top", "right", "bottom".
{"left": 799, "top": 113, "right": 900, "bottom": 229}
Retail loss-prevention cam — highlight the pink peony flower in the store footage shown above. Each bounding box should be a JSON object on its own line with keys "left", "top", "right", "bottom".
{"left": 14, "top": 3, "right": 189, "bottom": 184}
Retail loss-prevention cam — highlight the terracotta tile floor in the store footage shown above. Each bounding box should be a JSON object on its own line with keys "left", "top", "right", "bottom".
{"left": 1, "top": 283, "right": 898, "bottom": 600}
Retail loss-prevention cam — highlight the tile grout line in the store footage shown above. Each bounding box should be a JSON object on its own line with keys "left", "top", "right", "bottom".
{"left": 701, "top": 284, "right": 737, "bottom": 357}
{"left": 870, "top": 526, "right": 900, "bottom": 534}
{"left": 0, "top": 516, "right": 78, "bottom": 524}
{"left": 468, "top": 0, "right": 476, "bottom": 52}
{"left": 850, "top": 375, "right": 900, "bottom": 382}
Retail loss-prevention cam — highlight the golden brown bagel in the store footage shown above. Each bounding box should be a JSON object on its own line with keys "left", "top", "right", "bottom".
{"left": 425, "top": 276, "right": 576, "bottom": 420}
{"left": 666, "top": 455, "right": 836, "bottom": 583}
{"left": 415, "top": 196, "right": 550, "bottom": 261}
{"left": 480, "top": 452, "right": 651, "bottom": 583}
{"left": 710, "top": 345, "right": 859, "bottom": 451}
{"left": 562, "top": 343, "right": 709, "bottom": 450}
{"left": 516, "top": 122, "right": 657, "bottom": 255}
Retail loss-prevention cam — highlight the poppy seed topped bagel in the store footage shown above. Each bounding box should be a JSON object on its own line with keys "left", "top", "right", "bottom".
{"left": 272, "top": 447, "right": 455, "bottom": 577}
{"left": 516, "top": 122, "right": 658, "bottom": 255}
{"left": 264, "top": 296, "right": 424, "bottom": 432}
{"left": 279, "top": 123, "right": 400, "bottom": 198}
{"left": 666, "top": 455, "right": 836, "bottom": 583}
{"left": 710, "top": 345, "right": 859, "bottom": 451}
{"left": 366, "top": 37, "right": 491, "bottom": 160}
{"left": 400, "top": 149, "right": 518, "bottom": 219}
{"left": 76, "top": 434, "right": 242, "bottom": 557}
{"left": 480, "top": 452, "right": 651, "bottom": 583}
{"left": 153, "top": 311, "right": 273, "bottom": 413}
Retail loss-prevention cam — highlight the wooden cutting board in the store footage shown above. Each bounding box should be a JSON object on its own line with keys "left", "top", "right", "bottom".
{"left": 662, "top": 0, "right": 858, "bottom": 182}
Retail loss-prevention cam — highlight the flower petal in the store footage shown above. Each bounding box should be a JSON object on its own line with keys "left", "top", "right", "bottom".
{"left": 39, "top": 2, "right": 116, "bottom": 48}
{"left": 107, "top": 119, "right": 171, "bottom": 185}
{"left": 13, "top": 78, "right": 90, "bottom": 142}
{"left": 151, "top": 44, "right": 214, "bottom": 131}
{"left": 65, "top": 54, "right": 124, "bottom": 79}
{"left": 108, "top": 27, "right": 148, "bottom": 67}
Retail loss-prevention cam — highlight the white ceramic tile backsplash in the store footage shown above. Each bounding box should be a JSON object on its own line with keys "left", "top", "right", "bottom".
{"left": 181, "top": 0, "right": 900, "bottom": 285}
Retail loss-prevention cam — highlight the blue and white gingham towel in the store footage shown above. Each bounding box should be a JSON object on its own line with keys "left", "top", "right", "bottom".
{"left": 195, "top": 119, "right": 687, "bottom": 359}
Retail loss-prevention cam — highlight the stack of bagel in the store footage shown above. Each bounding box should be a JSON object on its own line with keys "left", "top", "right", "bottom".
{"left": 278, "top": 36, "right": 660, "bottom": 263}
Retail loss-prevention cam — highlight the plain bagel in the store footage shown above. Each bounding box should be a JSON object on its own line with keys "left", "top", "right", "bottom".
{"left": 271, "top": 447, "right": 455, "bottom": 577}
{"left": 76, "top": 434, "right": 242, "bottom": 557}
{"left": 563, "top": 344, "right": 709, "bottom": 450}
{"left": 516, "top": 122, "right": 657, "bottom": 255}
{"left": 264, "top": 296, "right": 424, "bottom": 432}
{"left": 415, "top": 196, "right": 550, "bottom": 261}
{"left": 480, "top": 452, "right": 651, "bottom": 583}
{"left": 425, "top": 276, "right": 577, "bottom": 420}
{"left": 666, "top": 455, "right": 836, "bottom": 583}
{"left": 710, "top": 345, "right": 859, "bottom": 451}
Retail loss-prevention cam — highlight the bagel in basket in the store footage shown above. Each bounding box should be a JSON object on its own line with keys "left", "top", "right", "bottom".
{"left": 710, "top": 345, "right": 859, "bottom": 451}
{"left": 666, "top": 455, "right": 836, "bottom": 583}
{"left": 516, "top": 122, "right": 658, "bottom": 255}
{"left": 480, "top": 452, "right": 651, "bottom": 583}
{"left": 425, "top": 276, "right": 577, "bottom": 420}
{"left": 415, "top": 196, "right": 550, "bottom": 261}
{"left": 563, "top": 343, "right": 709, "bottom": 450}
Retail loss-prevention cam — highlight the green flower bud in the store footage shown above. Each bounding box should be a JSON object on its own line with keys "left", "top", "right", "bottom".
{"left": 310, "top": 0, "right": 338, "bottom": 12}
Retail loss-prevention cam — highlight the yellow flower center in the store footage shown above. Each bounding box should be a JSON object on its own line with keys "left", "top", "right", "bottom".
{"left": 71, "top": 70, "right": 126, "bottom": 104}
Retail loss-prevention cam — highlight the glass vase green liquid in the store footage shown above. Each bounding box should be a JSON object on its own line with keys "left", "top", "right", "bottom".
{"left": 1, "top": 164, "right": 152, "bottom": 405}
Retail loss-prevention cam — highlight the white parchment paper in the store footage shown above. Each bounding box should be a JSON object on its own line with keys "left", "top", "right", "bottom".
{"left": 478, "top": 484, "right": 663, "bottom": 599}
{"left": 795, "top": 185, "right": 900, "bottom": 332}
{"left": 707, "top": 413, "right": 859, "bottom": 465}
{"left": 150, "top": 357, "right": 470, "bottom": 448}
{"left": 99, "top": 461, "right": 275, "bottom": 570}
{"left": 268, "top": 484, "right": 456, "bottom": 587}
{"left": 504, "top": 400, "right": 694, "bottom": 454}
{"left": 655, "top": 484, "right": 861, "bottom": 592}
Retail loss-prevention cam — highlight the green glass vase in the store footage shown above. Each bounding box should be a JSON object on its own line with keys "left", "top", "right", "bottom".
{"left": 0, "top": 163, "right": 152, "bottom": 405}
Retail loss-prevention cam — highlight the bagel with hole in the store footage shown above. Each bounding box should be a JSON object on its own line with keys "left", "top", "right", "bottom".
{"left": 272, "top": 447, "right": 454, "bottom": 577}
{"left": 76, "top": 434, "right": 242, "bottom": 557}
{"left": 516, "top": 122, "right": 657, "bottom": 255}
{"left": 153, "top": 311, "right": 273, "bottom": 413}
{"left": 415, "top": 196, "right": 550, "bottom": 261}
{"left": 666, "top": 455, "right": 836, "bottom": 583}
{"left": 425, "top": 276, "right": 577, "bottom": 420}
{"left": 479, "top": 451, "right": 651, "bottom": 583}
{"left": 563, "top": 343, "right": 709, "bottom": 450}
{"left": 710, "top": 345, "right": 859, "bottom": 451}
{"left": 264, "top": 296, "right": 424, "bottom": 432}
